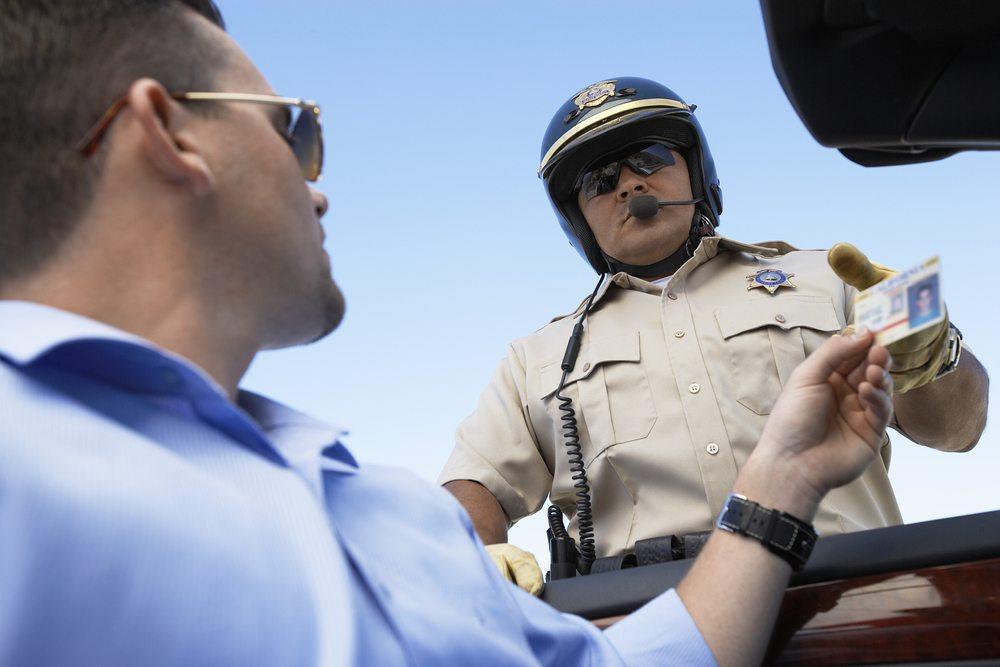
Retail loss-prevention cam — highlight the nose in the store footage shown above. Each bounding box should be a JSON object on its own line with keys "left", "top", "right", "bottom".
{"left": 310, "top": 187, "right": 329, "bottom": 218}
{"left": 616, "top": 167, "right": 647, "bottom": 201}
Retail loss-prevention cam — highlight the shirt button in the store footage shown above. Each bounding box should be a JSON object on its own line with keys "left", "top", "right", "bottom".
{"left": 775, "top": 314, "right": 787, "bottom": 324}
{"left": 674, "top": 329, "right": 685, "bottom": 338}
{"left": 688, "top": 383, "right": 701, "bottom": 394}
{"left": 706, "top": 443, "right": 720, "bottom": 455}
{"left": 582, "top": 362, "right": 591, "bottom": 372}
{"left": 667, "top": 291, "right": 678, "bottom": 300}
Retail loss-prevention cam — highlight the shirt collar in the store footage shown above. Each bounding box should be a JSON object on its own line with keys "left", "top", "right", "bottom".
{"left": 0, "top": 300, "right": 357, "bottom": 475}
{"left": 557, "top": 236, "right": 789, "bottom": 317}
{"left": 0, "top": 300, "right": 232, "bottom": 399}
{"left": 238, "top": 390, "right": 358, "bottom": 476}
{"left": 0, "top": 300, "right": 144, "bottom": 364}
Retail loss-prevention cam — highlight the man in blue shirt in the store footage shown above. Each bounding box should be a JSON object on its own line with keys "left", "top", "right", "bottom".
{"left": 0, "top": 1, "right": 895, "bottom": 665}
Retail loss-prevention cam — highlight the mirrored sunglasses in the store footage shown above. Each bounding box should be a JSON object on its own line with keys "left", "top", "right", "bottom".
{"left": 579, "top": 144, "right": 677, "bottom": 201}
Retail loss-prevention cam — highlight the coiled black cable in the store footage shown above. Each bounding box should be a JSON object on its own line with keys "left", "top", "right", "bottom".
{"left": 547, "top": 504, "right": 569, "bottom": 540}
{"left": 552, "top": 274, "right": 606, "bottom": 575}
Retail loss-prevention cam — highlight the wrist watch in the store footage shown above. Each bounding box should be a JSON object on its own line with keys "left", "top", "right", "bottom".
{"left": 934, "top": 324, "right": 963, "bottom": 380}
{"left": 716, "top": 493, "right": 817, "bottom": 571}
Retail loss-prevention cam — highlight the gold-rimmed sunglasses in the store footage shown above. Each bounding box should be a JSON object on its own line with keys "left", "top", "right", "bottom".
{"left": 76, "top": 92, "right": 324, "bottom": 182}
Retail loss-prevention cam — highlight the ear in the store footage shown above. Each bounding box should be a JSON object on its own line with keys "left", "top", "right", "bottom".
{"left": 126, "top": 78, "right": 215, "bottom": 196}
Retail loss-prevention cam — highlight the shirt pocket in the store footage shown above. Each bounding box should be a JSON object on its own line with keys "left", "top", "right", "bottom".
{"left": 715, "top": 298, "right": 842, "bottom": 415}
{"left": 537, "top": 332, "right": 657, "bottom": 464}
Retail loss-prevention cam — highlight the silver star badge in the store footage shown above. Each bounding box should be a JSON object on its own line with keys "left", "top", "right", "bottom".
{"left": 746, "top": 268, "right": 796, "bottom": 295}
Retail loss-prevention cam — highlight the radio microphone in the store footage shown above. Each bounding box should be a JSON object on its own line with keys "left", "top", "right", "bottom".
{"left": 628, "top": 194, "right": 705, "bottom": 219}
{"left": 628, "top": 195, "right": 660, "bottom": 219}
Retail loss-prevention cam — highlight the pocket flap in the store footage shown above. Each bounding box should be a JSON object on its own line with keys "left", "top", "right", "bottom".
{"left": 537, "top": 332, "right": 641, "bottom": 399}
{"left": 715, "top": 298, "right": 841, "bottom": 340}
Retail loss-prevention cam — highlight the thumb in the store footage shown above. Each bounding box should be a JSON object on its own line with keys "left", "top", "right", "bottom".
{"left": 828, "top": 243, "right": 894, "bottom": 291}
{"left": 791, "top": 331, "right": 871, "bottom": 386}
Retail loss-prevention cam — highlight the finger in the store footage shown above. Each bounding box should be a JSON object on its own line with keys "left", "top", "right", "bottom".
{"left": 846, "top": 361, "right": 867, "bottom": 389}
{"left": 488, "top": 552, "right": 514, "bottom": 582}
{"left": 510, "top": 558, "right": 544, "bottom": 596}
{"left": 792, "top": 333, "right": 869, "bottom": 388}
{"left": 859, "top": 381, "right": 894, "bottom": 434}
{"left": 859, "top": 379, "right": 893, "bottom": 427}
{"left": 828, "top": 243, "right": 892, "bottom": 291}
{"left": 832, "top": 329, "right": 876, "bottom": 379}
{"left": 865, "top": 363, "right": 891, "bottom": 390}
{"left": 793, "top": 327, "right": 886, "bottom": 394}
{"left": 849, "top": 342, "right": 892, "bottom": 385}
{"left": 867, "top": 344, "right": 890, "bottom": 369}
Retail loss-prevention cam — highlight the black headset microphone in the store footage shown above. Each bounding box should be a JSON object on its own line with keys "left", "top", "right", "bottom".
{"left": 627, "top": 193, "right": 704, "bottom": 219}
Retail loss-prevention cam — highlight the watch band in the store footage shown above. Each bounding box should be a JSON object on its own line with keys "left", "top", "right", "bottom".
{"left": 934, "top": 324, "right": 963, "bottom": 380}
{"left": 716, "top": 493, "right": 817, "bottom": 571}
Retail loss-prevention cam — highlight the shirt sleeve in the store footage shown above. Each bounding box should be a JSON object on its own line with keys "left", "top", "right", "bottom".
{"left": 508, "top": 582, "right": 717, "bottom": 667}
{"left": 843, "top": 280, "right": 860, "bottom": 326}
{"left": 437, "top": 344, "right": 553, "bottom": 522}
{"left": 602, "top": 590, "right": 718, "bottom": 666}
{"left": 441, "top": 479, "right": 717, "bottom": 667}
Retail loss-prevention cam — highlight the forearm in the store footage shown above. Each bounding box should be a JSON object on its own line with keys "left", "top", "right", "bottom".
{"left": 443, "top": 479, "right": 509, "bottom": 544}
{"left": 677, "top": 331, "right": 893, "bottom": 665}
{"left": 893, "top": 348, "right": 989, "bottom": 451}
{"left": 677, "top": 455, "right": 818, "bottom": 667}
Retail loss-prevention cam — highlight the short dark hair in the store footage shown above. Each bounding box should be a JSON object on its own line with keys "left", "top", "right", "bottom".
{"left": 0, "top": 1, "right": 227, "bottom": 286}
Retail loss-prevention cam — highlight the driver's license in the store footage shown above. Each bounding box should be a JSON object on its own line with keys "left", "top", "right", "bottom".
{"left": 853, "top": 256, "right": 944, "bottom": 346}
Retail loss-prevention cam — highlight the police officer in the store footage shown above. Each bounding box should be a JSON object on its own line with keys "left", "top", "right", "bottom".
{"left": 439, "top": 77, "right": 989, "bottom": 592}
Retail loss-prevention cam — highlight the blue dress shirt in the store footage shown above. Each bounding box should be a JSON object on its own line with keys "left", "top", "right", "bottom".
{"left": 0, "top": 301, "right": 715, "bottom": 666}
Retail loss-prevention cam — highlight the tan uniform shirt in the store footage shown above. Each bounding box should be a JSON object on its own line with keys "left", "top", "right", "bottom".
{"left": 439, "top": 236, "right": 902, "bottom": 557}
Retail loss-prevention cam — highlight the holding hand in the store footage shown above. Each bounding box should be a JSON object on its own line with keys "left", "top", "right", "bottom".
{"left": 485, "top": 543, "right": 544, "bottom": 596}
{"left": 745, "top": 330, "right": 894, "bottom": 520}
{"left": 681, "top": 332, "right": 894, "bottom": 667}
{"left": 828, "top": 242, "right": 951, "bottom": 393}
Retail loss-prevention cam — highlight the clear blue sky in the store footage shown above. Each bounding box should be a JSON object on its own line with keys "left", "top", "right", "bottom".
{"left": 222, "top": 0, "right": 999, "bottom": 562}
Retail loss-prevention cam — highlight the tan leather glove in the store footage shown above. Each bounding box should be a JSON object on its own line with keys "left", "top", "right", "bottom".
{"left": 485, "top": 543, "right": 544, "bottom": 596}
{"left": 828, "top": 242, "right": 951, "bottom": 394}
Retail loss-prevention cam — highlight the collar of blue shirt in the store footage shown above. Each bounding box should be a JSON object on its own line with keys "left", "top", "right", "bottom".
{"left": 0, "top": 299, "right": 358, "bottom": 483}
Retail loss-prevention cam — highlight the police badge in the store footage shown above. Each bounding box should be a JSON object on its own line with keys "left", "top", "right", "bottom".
{"left": 746, "top": 268, "right": 796, "bottom": 294}
{"left": 574, "top": 81, "right": 618, "bottom": 110}
{"left": 563, "top": 81, "right": 637, "bottom": 123}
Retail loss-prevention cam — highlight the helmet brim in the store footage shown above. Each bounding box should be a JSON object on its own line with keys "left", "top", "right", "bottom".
{"left": 544, "top": 109, "right": 696, "bottom": 206}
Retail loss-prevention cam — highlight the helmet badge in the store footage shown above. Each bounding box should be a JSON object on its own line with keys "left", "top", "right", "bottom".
{"left": 564, "top": 81, "right": 637, "bottom": 123}
{"left": 574, "top": 81, "right": 618, "bottom": 109}
{"left": 746, "top": 268, "right": 797, "bottom": 295}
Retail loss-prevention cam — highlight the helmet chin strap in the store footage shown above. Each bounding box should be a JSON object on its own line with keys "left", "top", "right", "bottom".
{"left": 602, "top": 210, "right": 715, "bottom": 278}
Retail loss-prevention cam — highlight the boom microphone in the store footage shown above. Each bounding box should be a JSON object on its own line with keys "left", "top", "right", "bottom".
{"left": 628, "top": 195, "right": 660, "bottom": 219}
{"left": 628, "top": 194, "right": 705, "bottom": 219}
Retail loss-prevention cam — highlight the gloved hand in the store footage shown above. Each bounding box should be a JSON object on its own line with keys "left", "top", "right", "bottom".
{"left": 485, "top": 543, "right": 544, "bottom": 596}
{"left": 828, "top": 242, "right": 951, "bottom": 394}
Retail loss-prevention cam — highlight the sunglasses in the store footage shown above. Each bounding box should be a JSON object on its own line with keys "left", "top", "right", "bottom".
{"left": 579, "top": 144, "right": 677, "bottom": 201}
{"left": 77, "top": 92, "right": 325, "bottom": 182}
